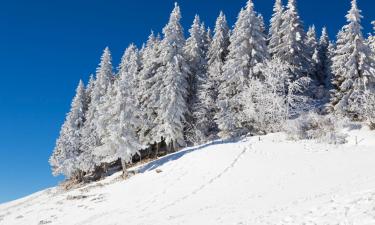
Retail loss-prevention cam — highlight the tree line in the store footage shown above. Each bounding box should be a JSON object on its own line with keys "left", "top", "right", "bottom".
{"left": 50, "top": 0, "right": 375, "bottom": 181}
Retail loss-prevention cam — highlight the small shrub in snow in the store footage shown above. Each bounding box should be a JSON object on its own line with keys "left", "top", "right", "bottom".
{"left": 285, "top": 112, "right": 348, "bottom": 144}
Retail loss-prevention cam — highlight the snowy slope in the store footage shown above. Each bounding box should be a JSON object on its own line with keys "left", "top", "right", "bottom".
{"left": 1, "top": 127, "right": 375, "bottom": 225}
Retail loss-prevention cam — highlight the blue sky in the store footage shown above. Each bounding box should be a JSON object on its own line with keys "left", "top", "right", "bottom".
{"left": 0, "top": 0, "right": 373, "bottom": 203}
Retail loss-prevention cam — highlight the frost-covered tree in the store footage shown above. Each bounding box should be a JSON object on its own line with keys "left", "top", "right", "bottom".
{"left": 277, "top": 0, "right": 311, "bottom": 79}
{"left": 94, "top": 45, "right": 142, "bottom": 177}
{"left": 153, "top": 3, "right": 189, "bottom": 150}
{"left": 184, "top": 15, "right": 209, "bottom": 144}
{"left": 316, "top": 27, "right": 332, "bottom": 88}
{"left": 200, "top": 11, "right": 230, "bottom": 140}
{"left": 242, "top": 58, "right": 310, "bottom": 133}
{"left": 330, "top": 0, "right": 375, "bottom": 118}
{"left": 306, "top": 25, "right": 318, "bottom": 52}
{"left": 79, "top": 47, "right": 114, "bottom": 173}
{"left": 50, "top": 80, "right": 87, "bottom": 179}
{"left": 268, "top": 0, "right": 284, "bottom": 58}
{"left": 138, "top": 32, "right": 163, "bottom": 146}
{"left": 205, "top": 26, "right": 213, "bottom": 52}
{"left": 306, "top": 25, "right": 320, "bottom": 82}
{"left": 368, "top": 21, "right": 375, "bottom": 52}
{"left": 85, "top": 74, "right": 95, "bottom": 105}
{"left": 217, "top": 0, "right": 269, "bottom": 138}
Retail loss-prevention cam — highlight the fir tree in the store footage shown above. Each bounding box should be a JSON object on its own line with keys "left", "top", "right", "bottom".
{"left": 154, "top": 3, "right": 189, "bottom": 150}
{"left": 203, "top": 11, "right": 230, "bottom": 139}
{"left": 184, "top": 15, "right": 209, "bottom": 144}
{"left": 138, "top": 32, "right": 163, "bottom": 146}
{"left": 95, "top": 45, "right": 142, "bottom": 177}
{"left": 278, "top": 0, "right": 311, "bottom": 79}
{"left": 369, "top": 21, "right": 375, "bottom": 52}
{"left": 306, "top": 25, "right": 319, "bottom": 82}
{"left": 49, "top": 80, "right": 87, "bottom": 179}
{"left": 330, "top": 0, "right": 375, "bottom": 118}
{"left": 268, "top": 0, "right": 284, "bottom": 58}
{"left": 79, "top": 47, "right": 114, "bottom": 173}
{"left": 217, "top": 0, "right": 269, "bottom": 138}
{"left": 316, "top": 27, "right": 332, "bottom": 88}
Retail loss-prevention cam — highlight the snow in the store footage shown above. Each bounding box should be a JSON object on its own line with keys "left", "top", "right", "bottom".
{"left": 1, "top": 126, "right": 375, "bottom": 225}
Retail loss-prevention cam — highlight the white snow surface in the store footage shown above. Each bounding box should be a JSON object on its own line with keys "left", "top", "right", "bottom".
{"left": 1, "top": 126, "right": 375, "bottom": 225}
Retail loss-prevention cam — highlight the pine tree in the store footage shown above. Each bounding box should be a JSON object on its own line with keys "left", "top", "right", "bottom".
{"left": 278, "top": 0, "right": 311, "bottom": 79}
{"left": 316, "top": 27, "right": 332, "bottom": 88}
{"left": 217, "top": 0, "right": 269, "bottom": 138}
{"left": 268, "top": 0, "right": 284, "bottom": 58}
{"left": 330, "top": 0, "right": 375, "bottom": 118}
{"left": 49, "top": 80, "right": 87, "bottom": 179}
{"left": 138, "top": 32, "right": 163, "bottom": 146}
{"left": 79, "top": 47, "right": 114, "bottom": 173}
{"left": 95, "top": 45, "right": 142, "bottom": 177}
{"left": 205, "top": 27, "right": 213, "bottom": 52}
{"left": 369, "top": 21, "right": 375, "bottom": 52}
{"left": 184, "top": 15, "right": 209, "bottom": 144}
{"left": 154, "top": 3, "right": 189, "bottom": 150}
{"left": 203, "top": 11, "right": 230, "bottom": 140}
{"left": 306, "top": 25, "right": 318, "bottom": 52}
{"left": 85, "top": 74, "right": 95, "bottom": 106}
{"left": 306, "top": 25, "right": 319, "bottom": 82}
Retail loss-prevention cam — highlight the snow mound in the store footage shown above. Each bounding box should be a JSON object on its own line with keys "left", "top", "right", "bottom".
{"left": 1, "top": 127, "right": 375, "bottom": 225}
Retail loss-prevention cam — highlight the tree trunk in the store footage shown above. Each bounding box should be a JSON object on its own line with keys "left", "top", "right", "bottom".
{"left": 147, "top": 145, "right": 152, "bottom": 159}
{"left": 102, "top": 163, "right": 108, "bottom": 178}
{"left": 121, "top": 159, "right": 128, "bottom": 178}
{"left": 154, "top": 142, "right": 160, "bottom": 159}
{"left": 169, "top": 141, "right": 175, "bottom": 153}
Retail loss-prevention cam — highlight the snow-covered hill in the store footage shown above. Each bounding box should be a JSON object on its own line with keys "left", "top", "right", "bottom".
{"left": 1, "top": 127, "right": 375, "bottom": 225}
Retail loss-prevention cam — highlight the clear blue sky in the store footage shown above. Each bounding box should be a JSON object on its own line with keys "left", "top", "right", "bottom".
{"left": 0, "top": 0, "right": 373, "bottom": 204}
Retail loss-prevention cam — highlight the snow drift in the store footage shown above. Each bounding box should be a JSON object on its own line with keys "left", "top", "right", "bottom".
{"left": 1, "top": 126, "right": 375, "bottom": 225}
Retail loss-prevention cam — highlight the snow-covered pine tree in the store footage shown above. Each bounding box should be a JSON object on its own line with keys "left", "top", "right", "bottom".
{"left": 316, "top": 27, "right": 332, "bottom": 89}
{"left": 217, "top": 0, "right": 269, "bottom": 139}
{"left": 306, "top": 25, "right": 320, "bottom": 83}
{"left": 330, "top": 0, "right": 375, "bottom": 118}
{"left": 278, "top": 0, "right": 312, "bottom": 80}
{"left": 369, "top": 21, "right": 375, "bottom": 53}
{"left": 202, "top": 11, "right": 230, "bottom": 140}
{"left": 95, "top": 45, "right": 143, "bottom": 177}
{"left": 205, "top": 26, "right": 213, "bottom": 52}
{"left": 184, "top": 15, "right": 209, "bottom": 144}
{"left": 257, "top": 14, "right": 266, "bottom": 35}
{"left": 268, "top": 0, "right": 284, "bottom": 58}
{"left": 153, "top": 3, "right": 189, "bottom": 150}
{"left": 79, "top": 47, "right": 114, "bottom": 174}
{"left": 50, "top": 80, "right": 87, "bottom": 180}
{"left": 138, "top": 32, "right": 163, "bottom": 146}
{"left": 85, "top": 74, "right": 95, "bottom": 106}
{"left": 306, "top": 25, "right": 318, "bottom": 53}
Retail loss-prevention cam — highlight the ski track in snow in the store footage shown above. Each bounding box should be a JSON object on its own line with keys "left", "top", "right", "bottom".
{"left": 1, "top": 127, "right": 375, "bottom": 225}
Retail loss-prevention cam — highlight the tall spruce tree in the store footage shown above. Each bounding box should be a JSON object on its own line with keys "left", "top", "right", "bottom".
{"left": 330, "top": 0, "right": 375, "bottom": 118}
{"left": 268, "top": 0, "right": 284, "bottom": 58}
{"left": 184, "top": 15, "right": 209, "bottom": 144}
{"left": 278, "top": 0, "right": 311, "bottom": 80}
{"left": 153, "top": 3, "right": 189, "bottom": 150}
{"left": 50, "top": 80, "right": 87, "bottom": 179}
{"left": 203, "top": 11, "right": 230, "bottom": 139}
{"left": 79, "top": 47, "right": 114, "bottom": 173}
{"left": 217, "top": 0, "right": 269, "bottom": 138}
{"left": 316, "top": 27, "right": 332, "bottom": 88}
{"left": 306, "top": 25, "right": 319, "bottom": 82}
{"left": 369, "top": 21, "right": 375, "bottom": 52}
{"left": 138, "top": 32, "right": 163, "bottom": 146}
{"left": 95, "top": 45, "right": 142, "bottom": 176}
